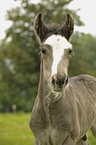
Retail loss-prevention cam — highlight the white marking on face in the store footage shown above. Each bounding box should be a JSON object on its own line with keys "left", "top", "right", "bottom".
{"left": 44, "top": 35, "right": 72, "bottom": 76}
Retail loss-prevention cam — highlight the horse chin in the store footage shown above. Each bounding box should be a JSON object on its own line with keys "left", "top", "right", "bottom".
{"left": 54, "top": 89, "right": 63, "bottom": 92}
{"left": 53, "top": 85, "right": 63, "bottom": 92}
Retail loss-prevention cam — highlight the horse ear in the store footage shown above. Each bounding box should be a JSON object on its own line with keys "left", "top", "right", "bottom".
{"left": 34, "top": 13, "right": 50, "bottom": 43}
{"left": 60, "top": 14, "right": 74, "bottom": 41}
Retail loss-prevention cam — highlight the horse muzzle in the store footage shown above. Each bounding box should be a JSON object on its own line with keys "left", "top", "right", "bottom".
{"left": 51, "top": 74, "right": 68, "bottom": 92}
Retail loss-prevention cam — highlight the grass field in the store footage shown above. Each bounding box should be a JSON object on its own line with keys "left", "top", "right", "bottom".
{"left": 0, "top": 112, "right": 34, "bottom": 145}
{"left": 0, "top": 112, "right": 96, "bottom": 145}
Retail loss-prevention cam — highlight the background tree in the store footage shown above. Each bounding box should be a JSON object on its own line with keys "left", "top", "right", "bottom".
{"left": 0, "top": 0, "right": 95, "bottom": 112}
{"left": 69, "top": 32, "right": 96, "bottom": 77}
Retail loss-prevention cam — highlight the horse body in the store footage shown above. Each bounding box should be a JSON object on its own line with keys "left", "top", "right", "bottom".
{"left": 30, "top": 13, "right": 96, "bottom": 145}
{"left": 30, "top": 74, "right": 96, "bottom": 145}
{"left": 70, "top": 75, "right": 96, "bottom": 136}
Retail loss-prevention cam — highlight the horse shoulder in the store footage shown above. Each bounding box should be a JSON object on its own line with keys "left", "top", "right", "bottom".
{"left": 69, "top": 75, "right": 96, "bottom": 137}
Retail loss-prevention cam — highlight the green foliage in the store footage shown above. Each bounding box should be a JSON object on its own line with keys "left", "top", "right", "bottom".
{"left": 88, "top": 131, "right": 96, "bottom": 145}
{"left": 0, "top": 113, "right": 96, "bottom": 145}
{"left": 69, "top": 32, "right": 96, "bottom": 77}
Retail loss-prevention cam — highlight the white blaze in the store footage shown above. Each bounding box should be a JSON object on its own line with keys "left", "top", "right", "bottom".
{"left": 44, "top": 35, "right": 72, "bottom": 76}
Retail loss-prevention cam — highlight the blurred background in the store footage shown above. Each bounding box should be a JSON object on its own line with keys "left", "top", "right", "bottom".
{"left": 0, "top": 0, "right": 96, "bottom": 145}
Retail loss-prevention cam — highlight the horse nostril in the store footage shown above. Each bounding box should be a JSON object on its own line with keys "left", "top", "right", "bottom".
{"left": 61, "top": 79, "right": 64, "bottom": 84}
{"left": 52, "top": 78, "right": 55, "bottom": 85}
{"left": 51, "top": 75, "right": 56, "bottom": 85}
{"left": 56, "top": 81, "right": 58, "bottom": 84}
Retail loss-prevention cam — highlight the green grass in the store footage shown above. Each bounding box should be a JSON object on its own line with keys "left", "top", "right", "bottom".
{"left": 88, "top": 131, "right": 96, "bottom": 145}
{"left": 0, "top": 112, "right": 34, "bottom": 145}
{"left": 0, "top": 112, "right": 96, "bottom": 145}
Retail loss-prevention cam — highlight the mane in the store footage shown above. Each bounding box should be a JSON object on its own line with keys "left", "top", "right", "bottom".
{"left": 42, "top": 23, "right": 64, "bottom": 43}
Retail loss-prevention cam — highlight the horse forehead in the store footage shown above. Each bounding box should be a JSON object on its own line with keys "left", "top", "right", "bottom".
{"left": 43, "top": 35, "right": 72, "bottom": 51}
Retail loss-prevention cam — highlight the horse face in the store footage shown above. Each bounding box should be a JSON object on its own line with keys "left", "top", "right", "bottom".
{"left": 34, "top": 13, "right": 74, "bottom": 91}
{"left": 41, "top": 34, "right": 72, "bottom": 91}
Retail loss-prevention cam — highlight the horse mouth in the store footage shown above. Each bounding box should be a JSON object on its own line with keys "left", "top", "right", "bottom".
{"left": 54, "top": 88, "right": 63, "bottom": 92}
{"left": 53, "top": 85, "right": 64, "bottom": 92}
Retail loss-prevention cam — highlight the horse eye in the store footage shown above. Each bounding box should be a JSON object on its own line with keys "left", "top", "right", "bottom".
{"left": 68, "top": 49, "right": 72, "bottom": 55}
{"left": 41, "top": 48, "right": 46, "bottom": 54}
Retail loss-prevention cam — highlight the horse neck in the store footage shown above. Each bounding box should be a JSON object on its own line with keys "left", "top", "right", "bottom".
{"left": 37, "top": 61, "right": 43, "bottom": 101}
{"left": 38, "top": 61, "right": 51, "bottom": 101}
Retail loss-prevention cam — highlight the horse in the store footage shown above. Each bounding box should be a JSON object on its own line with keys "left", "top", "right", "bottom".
{"left": 29, "top": 12, "right": 96, "bottom": 145}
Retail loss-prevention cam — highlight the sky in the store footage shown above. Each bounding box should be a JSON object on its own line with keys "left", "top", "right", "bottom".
{"left": 68, "top": 0, "right": 96, "bottom": 35}
{"left": 0, "top": 0, "right": 96, "bottom": 40}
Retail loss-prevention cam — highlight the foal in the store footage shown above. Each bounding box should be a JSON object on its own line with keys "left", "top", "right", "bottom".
{"left": 30, "top": 13, "right": 96, "bottom": 145}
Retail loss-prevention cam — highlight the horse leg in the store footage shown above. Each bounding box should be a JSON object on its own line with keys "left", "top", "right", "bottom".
{"left": 77, "top": 139, "right": 90, "bottom": 145}
{"left": 77, "top": 134, "right": 90, "bottom": 145}
{"left": 77, "top": 140, "right": 90, "bottom": 145}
